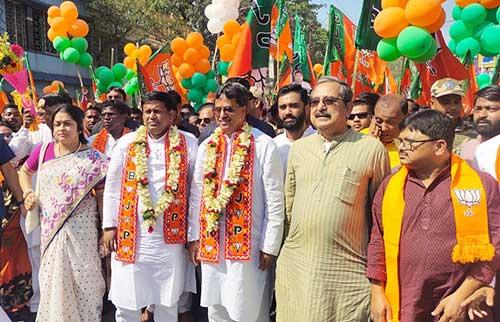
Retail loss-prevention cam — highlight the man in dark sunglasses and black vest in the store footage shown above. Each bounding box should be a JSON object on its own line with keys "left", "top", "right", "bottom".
{"left": 348, "top": 99, "right": 373, "bottom": 132}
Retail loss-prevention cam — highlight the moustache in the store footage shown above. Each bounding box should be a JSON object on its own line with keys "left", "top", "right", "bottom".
{"left": 314, "top": 112, "right": 331, "bottom": 118}
{"left": 283, "top": 115, "right": 297, "bottom": 122}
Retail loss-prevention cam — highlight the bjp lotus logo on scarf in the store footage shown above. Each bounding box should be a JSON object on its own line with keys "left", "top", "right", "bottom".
{"left": 453, "top": 189, "right": 481, "bottom": 216}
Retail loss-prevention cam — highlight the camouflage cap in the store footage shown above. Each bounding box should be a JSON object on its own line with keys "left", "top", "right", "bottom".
{"left": 249, "top": 86, "right": 263, "bottom": 99}
{"left": 430, "top": 78, "right": 465, "bottom": 98}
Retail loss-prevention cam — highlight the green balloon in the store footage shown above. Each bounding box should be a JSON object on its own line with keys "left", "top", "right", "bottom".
{"left": 473, "top": 21, "right": 493, "bottom": 39}
{"left": 412, "top": 39, "right": 437, "bottom": 63}
{"left": 456, "top": 37, "right": 481, "bottom": 59}
{"left": 486, "top": 8, "right": 498, "bottom": 23}
{"left": 62, "top": 47, "right": 80, "bottom": 63}
{"left": 125, "top": 69, "right": 135, "bottom": 81}
{"left": 217, "top": 61, "right": 229, "bottom": 76}
{"left": 97, "top": 68, "right": 115, "bottom": 86}
{"left": 112, "top": 63, "right": 128, "bottom": 81}
{"left": 476, "top": 73, "right": 491, "bottom": 89}
{"left": 59, "top": 52, "right": 64, "bottom": 60}
{"left": 129, "top": 77, "right": 138, "bottom": 88}
{"left": 452, "top": 5, "right": 463, "bottom": 21}
{"left": 461, "top": 3, "right": 487, "bottom": 26}
{"left": 70, "top": 37, "right": 88, "bottom": 54}
{"left": 496, "top": 7, "right": 500, "bottom": 24}
{"left": 107, "top": 81, "right": 123, "bottom": 91}
{"left": 53, "top": 36, "right": 71, "bottom": 53}
{"left": 187, "top": 88, "right": 204, "bottom": 103}
{"left": 480, "top": 47, "right": 496, "bottom": 57}
{"left": 449, "top": 39, "right": 457, "bottom": 55}
{"left": 449, "top": 21, "right": 473, "bottom": 42}
{"left": 204, "top": 79, "right": 219, "bottom": 93}
{"left": 181, "top": 78, "right": 193, "bottom": 89}
{"left": 191, "top": 72, "right": 207, "bottom": 89}
{"left": 480, "top": 25, "right": 500, "bottom": 55}
{"left": 376, "top": 38, "right": 401, "bottom": 62}
{"left": 397, "top": 27, "right": 433, "bottom": 59}
{"left": 95, "top": 66, "right": 107, "bottom": 77}
{"left": 97, "top": 80, "right": 107, "bottom": 93}
{"left": 78, "top": 52, "right": 93, "bottom": 67}
{"left": 206, "top": 69, "right": 216, "bottom": 79}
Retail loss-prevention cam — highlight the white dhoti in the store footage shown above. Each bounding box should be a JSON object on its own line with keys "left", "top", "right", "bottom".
{"left": 115, "top": 304, "right": 177, "bottom": 322}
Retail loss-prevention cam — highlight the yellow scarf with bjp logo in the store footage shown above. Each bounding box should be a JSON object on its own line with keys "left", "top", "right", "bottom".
{"left": 381, "top": 153, "right": 494, "bottom": 322}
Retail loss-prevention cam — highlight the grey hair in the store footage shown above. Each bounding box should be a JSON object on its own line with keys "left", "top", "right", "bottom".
{"left": 313, "top": 76, "right": 353, "bottom": 102}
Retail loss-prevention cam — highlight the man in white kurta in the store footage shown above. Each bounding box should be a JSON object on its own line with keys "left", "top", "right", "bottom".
{"left": 102, "top": 91, "right": 198, "bottom": 322}
{"left": 188, "top": 82, "right": 284, "bottom": 322}
{"left": 474, "top": 133, "right": 500, "bottom": 180}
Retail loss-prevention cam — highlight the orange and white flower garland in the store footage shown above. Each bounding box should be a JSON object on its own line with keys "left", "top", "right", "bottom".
{"left": 134, "top": 125, "right": 182, "bottom": 231}
{"left": 203, "top": 123, "right": 252, "bottom": 233}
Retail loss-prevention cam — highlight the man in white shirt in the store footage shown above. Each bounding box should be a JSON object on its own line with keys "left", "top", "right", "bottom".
{"left": 101, "top": 91, "right": 198, "bottom": 322}
{"left": 188, "top": 82, "right": 284, "bottom": 322}
{"left": 88, "top": 100, "right": 129, "bottom": 157}
{"left": 273, "top": 84, "right": 315, "bottom": 171}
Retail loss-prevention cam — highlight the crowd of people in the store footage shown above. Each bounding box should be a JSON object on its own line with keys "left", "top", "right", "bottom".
{"left": 0, "top": 73, "right": 499, "bottom": 322}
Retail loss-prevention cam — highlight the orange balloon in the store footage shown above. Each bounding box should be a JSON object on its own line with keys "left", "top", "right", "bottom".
{"left": 425, "top": 8, "right": 445, "bottom": 33}
{"left": 172, "top": 65, "right": 178, "bottom": 74}
{"left": 456, "top": 0, "right": 480, "bottom": 6}
{"left": 223, "top": 20, "right": 241, "bottom": 38}
{"left": 171, "top": 53, "right": 183, "bottom": 67}
{"left": 68, "top": 19, "right": 88, "bottom": 37}
{"left": 175, "top": 71, "right": 183, "bottom": 82}
{"left": 60, "top": 1, "right": 78, "bottom": 23}
{"left": 231, "top": 33, "right": 241, "bottom": 47}
{"left": 52, "top": 80, "right": 64, "bottom": 88}
{"left": 138, "top": 45, "right": 152, "bottom": 62}
{"left": 217, "top": 35, "right": 231, "bottom": 50}
{"left": 43, "top": 85, "right": 53, "bottom": 94}
{"left": 199, "top": 45, "right": 211, "bottom": 59}
{"left": 131, "top": 49, "right": 140, "bottom": 59}
{"left": 404, "top": 0, "right": 442, "bottom": 27}
{"left": 374, "top": 7, "right": 409, "bottom": 38}
{"left": 195, "top": 59, "right": 211, "bottom": 74}
{"left": 170, "top": 37, "right": 188, "bottom": 55}
{"left": 124, "top": 56, "right": 135, "bottom": 70}
{"left": 220, "top": 44, "right": 235, "bottom": 61}
{"left": 48, "top": 6, "right": 61, "bottom": 19}
{"left": 179, "top": 63, "right": 195, "bottom": 79}
{"left": 47, "top": 28, "right": 57, "bottom": 42}
{"left": 480, "top": 0, "right": 500, "bottom": 8}
{"left": 381, "top": 0, "right": 409, "bottom": 8}
{"left": 313, "top": 64, "right": 323, "bottom": 74}
{"left": 186, "top": 32, "right": 204, "bottom": 50}
{"left": 124, "top": 43, "right": 137, "bottom": 56}
{"left": 51, "top": 17, "right": 69, "bottom": 34}
{"left": 48, "top": 17, "right": 53, "bottom": 26}
{"left": 183, "top": 48, "right": 200, "bottom": 65}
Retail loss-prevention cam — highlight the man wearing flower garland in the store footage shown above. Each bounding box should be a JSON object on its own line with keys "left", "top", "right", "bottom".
{"left": 188, "top": 82, "right": 285, "bottom": 322}
{"left": 101, "top": 91, "right": 198, "bottom": 322}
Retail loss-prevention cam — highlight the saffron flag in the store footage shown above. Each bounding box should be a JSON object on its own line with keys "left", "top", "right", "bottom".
{"left": 463, "top": 53, "right": 479, "bottom": 115}
{"left": 229, "top": 0, "right": 272, "bottom": 88}
{"left": 278, "top": 55, "right": 292, "bottom": 89}
{"left": 399, "top": 59, "right": 413, "bottom": 97}
{"left": 355, "top": 0, "right": 382, "bottom": 50}
{"left": 141, "top": 52, "right": 183, "bottom": 95}
{"left": 385, "top": 67, "right": 398, "bottom": 95}
{"left": 353, "top": 50, "right": 387, "bottom": 97}
{"left": 270, "top": 0, "right": 293, "bottom": 63}
{"left": 414, "top": 31, "right": 468, "bottom": 105}
{"left": 292, "top": 13, "right": 316, "bottom": 85}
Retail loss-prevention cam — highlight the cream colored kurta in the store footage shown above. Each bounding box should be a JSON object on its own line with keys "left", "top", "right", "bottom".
{"left": 188, "top": 127, "right": 285, "bottom": 322}
{"left": 275, "top": 130, "right": 390, "bottom": 322}
{"left": 103, "top": 130, "right": 198, "bottom": 310}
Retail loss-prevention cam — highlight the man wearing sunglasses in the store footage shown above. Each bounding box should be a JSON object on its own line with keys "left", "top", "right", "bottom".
{"left": 348, "top": 99, "right": 373, "bottom": 132}
{"left": 196, "top": 103, "right": 215, "bottom": 133}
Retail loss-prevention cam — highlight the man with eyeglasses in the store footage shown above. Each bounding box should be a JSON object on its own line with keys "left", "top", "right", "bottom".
{"left": 365, "top": 94, "right": 408, "bottom": 169}
{"left": 196, "top": 103, "right": 215, "bottom": 133}
{"left": 368, "top": 109, "right": 500, "bottom": 322}
{"left": 275, "top": 76, "right": 390, "bottom": 322}
{"left": 348, "top": 99, "right": 373, "bottom": 132}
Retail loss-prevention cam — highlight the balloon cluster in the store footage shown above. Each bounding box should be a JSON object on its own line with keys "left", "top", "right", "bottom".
{"left": 123, "top": 43, "right": 152, "bottom": 73}
{"left": 215, "top": 20, "right": 242, "bottom": 76}
{"left": 449, "top": 0, "right": 500, "bottom": 60}
{"left": 42, "top": 80, "right": 65, "bottom": 94}
{"left": 94, "top": 63, "right": 137, "bottom": 96}
{"left": 205, "top": 0, "right": 240, "bottom": 34}
{"left": 47, "top": 1, "right": 92, "bottom": 67}
{"left": 170, "top": 32, "right": 218, "bottom": 107}
{"left": 375, "top": 0, "right": 446, "bottom": 63}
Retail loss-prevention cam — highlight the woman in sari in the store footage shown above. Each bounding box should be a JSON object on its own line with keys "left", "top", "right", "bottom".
{"left": 18, "top": 104, "right": 109, "bottom": 322}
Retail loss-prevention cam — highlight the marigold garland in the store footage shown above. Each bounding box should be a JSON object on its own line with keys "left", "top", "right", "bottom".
{"left": 134, "top": 125, "right": 182, "bottom": 232}
{"left": 202, "top": 123, "right": 252, "bottom": 233}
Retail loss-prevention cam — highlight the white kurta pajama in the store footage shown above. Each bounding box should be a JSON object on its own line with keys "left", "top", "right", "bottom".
{"left": 103, "top": 130, "right": 198, "bottom": 320}
{"left": 188, "top": 128, "right": 285, "bottom": 322}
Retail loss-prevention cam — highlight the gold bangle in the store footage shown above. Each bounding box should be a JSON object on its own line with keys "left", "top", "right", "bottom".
{"left": 23, "top": 189, "right": 34, "bottom": 199}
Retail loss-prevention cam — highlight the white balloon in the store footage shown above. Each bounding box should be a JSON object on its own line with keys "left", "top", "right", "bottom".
{"left": 207, "top": 18, "right": 224, "bottom": 34}
{"left": 223, "top": 6, "right": 239, "bottom": 21}
{"left": 204, "top": 4, "right": 217, "bottom": 19}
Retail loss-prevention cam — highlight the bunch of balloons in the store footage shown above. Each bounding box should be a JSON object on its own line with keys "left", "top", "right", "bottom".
{"left": 215, "top": 20, "right": 242, "bottom": 76}
{"left": 205, "top": 0, "right": 240, "bottom": 34}
{"left": 375, "top": 0, "right": 446, "bottom": 63}
{"left": 123, "top": 43, "right": 153, "bottom": 73}
{"left": 42, "top": 80, "right": 65, "bottom": 94}
{"left": 449, "top": 0, "right": 500, "bottom": 60}
{"left": 94, "top": 63, "right": 136, "bottom": 96}
{"left": 170, "top": 32, "right": 218, "bottom": 108}
{"left": 46, "top": 1, "right": 92, "bottom": 67}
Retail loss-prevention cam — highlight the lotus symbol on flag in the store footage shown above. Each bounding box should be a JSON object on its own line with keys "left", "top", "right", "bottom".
{"left": 171, "top": 228, "right": 178, "bottom": 235}
{"left": 453, "top": 189, "right": 481, "bottom": 217}
{"left": 234, "top": 243, "right": 242, "bottom": 251}
{"left": 123, "top": 246, "right": 130, "bottom": 253}
{"left": 205, "top": 245, "right": 213, "bottom": 253}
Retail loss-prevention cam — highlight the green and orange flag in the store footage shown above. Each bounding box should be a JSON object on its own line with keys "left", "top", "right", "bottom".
{"left": 270, "top": 0, "right": 293, "bottom": 63}
{"left": 355, "top": 0, "right": 382, "bottom": 50}
{"left": 292, "top": 13, "right": 316, "bottom": 85}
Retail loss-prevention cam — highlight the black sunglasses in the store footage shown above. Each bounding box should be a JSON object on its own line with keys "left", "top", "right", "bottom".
{"left": 347, "top": 112, "right": 369, "bottom": 120}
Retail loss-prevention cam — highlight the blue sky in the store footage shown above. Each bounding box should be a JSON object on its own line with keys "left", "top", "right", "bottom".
{"left": 312, "top": 0, "right": 456, "bottom": 41}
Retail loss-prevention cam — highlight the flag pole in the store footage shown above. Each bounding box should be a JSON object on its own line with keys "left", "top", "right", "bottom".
{"left": 75, "top": 65, "right": 84, "bottom": 89}
{"left": 398, "top": 56, "right": 407, "bottom": 95}
{"left": 212, "top": 33, "right": 220, "bottom": 70}
{"left": 351, "top": 48, "right": 359, "bottom": 92}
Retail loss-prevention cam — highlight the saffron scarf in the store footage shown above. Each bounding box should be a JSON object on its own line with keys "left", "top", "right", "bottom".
{"left": 92, "top": 128, "right": 130, "bottom": 154}
{"left": 115, "top": 134, "right": 188, "bottom": 263}
{"left": 495, "top": 146, "right": 500, "bottom": 181}
{"left": 382, "top": 154, "right": 494, "bottom": 322}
